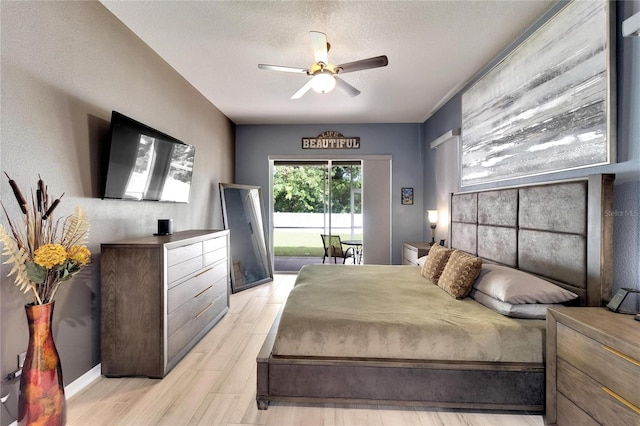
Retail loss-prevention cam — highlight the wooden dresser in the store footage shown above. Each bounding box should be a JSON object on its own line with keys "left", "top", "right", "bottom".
{"left": 546, "top": 307, "right": 640, "bottom": 425}
{"left": 401, "top": 241, "right": 431, "bottom": 265}
{"left": 101, "top": 229, "right": 230, "bottom": 378}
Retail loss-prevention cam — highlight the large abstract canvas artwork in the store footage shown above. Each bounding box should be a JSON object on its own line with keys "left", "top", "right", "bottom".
{"left": 461, "top": 0, "right": 614, "bottom": 187}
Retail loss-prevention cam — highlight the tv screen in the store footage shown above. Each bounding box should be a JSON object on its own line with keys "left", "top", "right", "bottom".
{"left": 103, "top": 111, "right": 195, "bottom": 203}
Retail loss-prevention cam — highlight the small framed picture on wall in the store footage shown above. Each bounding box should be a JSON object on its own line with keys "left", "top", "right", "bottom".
{"left": 401, "top": 187, "right": 414, "bottom": 205}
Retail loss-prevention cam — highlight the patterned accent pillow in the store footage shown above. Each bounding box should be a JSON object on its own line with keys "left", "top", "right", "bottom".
{"left": 438, "top": 250, "right": 483, "bottom": 299}
{"left": 421, "top": 244, "right": 453, "bottom": 284}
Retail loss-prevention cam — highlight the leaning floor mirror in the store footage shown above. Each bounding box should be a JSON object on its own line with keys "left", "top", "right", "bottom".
{"left": 219, "top": 183, "right": 273, "bottom": 293}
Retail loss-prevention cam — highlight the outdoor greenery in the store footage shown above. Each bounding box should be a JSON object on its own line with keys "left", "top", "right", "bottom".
{"left": 273, "top": 165, "right": 361, "bottom": 213}
{"left": 273, "top": 230, "right": 362, "bottom": 257}
{"left": 272, "top": 164, "right": 362, "bottom": 258}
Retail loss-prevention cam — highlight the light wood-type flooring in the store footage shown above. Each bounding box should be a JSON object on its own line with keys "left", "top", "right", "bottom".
{"left": 67, "top": 274, "right": 544, "bottom": 426}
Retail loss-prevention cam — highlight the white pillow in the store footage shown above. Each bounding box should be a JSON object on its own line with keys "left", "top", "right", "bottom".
{"left": 470, "top": 289, "right": 557, "bottom": 319}
{"left": 473, "top": 263, "right": 577, "bottom": 304}
{"left": 417, "top": 255, "right": 427, "bottom": 267}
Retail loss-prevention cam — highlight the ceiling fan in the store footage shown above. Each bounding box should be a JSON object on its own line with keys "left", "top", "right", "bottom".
{"left": 258, "top": 31, "right": 388, "bottom": 99}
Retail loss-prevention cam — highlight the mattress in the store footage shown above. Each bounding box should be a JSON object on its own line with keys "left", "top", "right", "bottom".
{"left": 272, "top": 264, "right": 546, "bottom": 363}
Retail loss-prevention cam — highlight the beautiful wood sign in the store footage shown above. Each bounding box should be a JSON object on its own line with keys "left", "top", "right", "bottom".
{"left": 302, "top": 131, "right": 360, "bottom": 149}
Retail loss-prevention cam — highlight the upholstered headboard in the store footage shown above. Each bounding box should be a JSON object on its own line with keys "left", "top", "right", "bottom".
{"left": 449, "top": 174, "right": 614, "bottom": 307}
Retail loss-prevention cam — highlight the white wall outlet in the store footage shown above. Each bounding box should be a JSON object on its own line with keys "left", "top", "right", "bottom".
{"left": 18, "top": 352, "right": 26, "bottom": 369}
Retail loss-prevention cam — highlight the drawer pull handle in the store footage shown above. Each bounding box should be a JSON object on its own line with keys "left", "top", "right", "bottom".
{"left": 196, "top": 303, "right": 213, "bottom": 318}
{"left": 195, "top": 286, "right": 213, "bottom": 298}
{"left": 602, "top": 345, "right": 640, "bottom": 367}
{"left": 601, "top": 387, "right": 640, "bottom": 414}
{"left": 193, "top": 267, "right": 214, "bottom": 278}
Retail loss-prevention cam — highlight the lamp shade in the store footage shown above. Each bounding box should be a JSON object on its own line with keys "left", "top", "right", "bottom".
{"left": 311, "top": 72, "right": 336, "bottom": 94}
{"left": 427, "top": 210, "right": 439, "bottom": 224}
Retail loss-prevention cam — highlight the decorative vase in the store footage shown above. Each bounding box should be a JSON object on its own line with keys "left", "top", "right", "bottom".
{"left": 18, "top": 302, "right": 66, "bottom": 426}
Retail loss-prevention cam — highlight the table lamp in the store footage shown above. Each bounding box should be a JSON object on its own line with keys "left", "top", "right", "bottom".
{"left": 427, "top": 210, "right": 438, "bottom": 244}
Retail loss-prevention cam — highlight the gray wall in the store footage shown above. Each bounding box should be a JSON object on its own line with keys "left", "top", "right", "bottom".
{"left": 235, "top": 124, "right": 427, "bottom": 264}
{"left": 0, "top": 2, "right": 234, "bottom": 424}
{"left": 424, "top": 1, "right": 640, "bottom": 295}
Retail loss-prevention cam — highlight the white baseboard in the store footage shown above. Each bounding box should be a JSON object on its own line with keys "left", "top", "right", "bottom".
{"left": 65, "top": 363, "right": 101, "bottom": 399}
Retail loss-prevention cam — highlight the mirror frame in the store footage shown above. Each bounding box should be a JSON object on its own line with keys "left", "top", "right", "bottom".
{"left": 219, "top": 183, "right": 273, "bottom": 292}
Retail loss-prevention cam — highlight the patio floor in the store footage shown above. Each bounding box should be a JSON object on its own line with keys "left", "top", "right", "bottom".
{"left": 274, "top": 255, "right": 355, "bottom": 272}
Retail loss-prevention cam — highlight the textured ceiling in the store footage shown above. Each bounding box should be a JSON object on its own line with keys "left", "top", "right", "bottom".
{"left": 100, "top": 1, "right": 556, "bottom": 125}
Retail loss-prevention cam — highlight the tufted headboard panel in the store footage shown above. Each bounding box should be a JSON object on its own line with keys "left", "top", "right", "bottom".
{"left": 449, "top": 174, "right": 614, "bottom": 307}
{"left": 450, "top": 193, "right": 477, "bottom": 256}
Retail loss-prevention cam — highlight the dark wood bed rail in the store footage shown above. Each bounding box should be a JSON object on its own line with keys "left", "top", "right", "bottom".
{"left": 257, "top": 312, "right": 544, "bottom": 411}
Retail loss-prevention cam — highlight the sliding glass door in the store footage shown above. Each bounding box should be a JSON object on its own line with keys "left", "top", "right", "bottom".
{"left": 272, "top": 160, "right": 362, "bottom": 272}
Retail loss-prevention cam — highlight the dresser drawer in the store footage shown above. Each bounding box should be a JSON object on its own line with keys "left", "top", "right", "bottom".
{"left": 556, "top": 393, "right": 599, "bottom": 426}
{"left": 167, "top": 275, "right": 227, "bottom": 337}
{"left": 167, "top": 256, "right": 203, "bottom": 286}
{"left": 204, "top": 236, "right": 226, "bottom": 254}
{"left": 167, "top": 242, "right": 202, "bottom": 267}
{"left": 167, "top": 284, "right": 215, "bottom": 337}
{"left": 205, "top": 247, "right": 227, "bottom": 267}
{"left": 557, "top": 358, "right": 640, "bottom": 425}
{"left": 403, "top": 245, "right": 418, "bottom": 264}
{"left": 167, "top": 290, "right": 228, "bottom": 362}
{"left": 167, "top": 264, "right": 225, "bottom": 313}
{"left": 557, "top": 323, "right": 640, "bottom": 410}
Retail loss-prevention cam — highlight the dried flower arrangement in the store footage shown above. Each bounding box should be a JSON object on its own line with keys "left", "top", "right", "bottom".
{"left": 0, "top": 173, "right": 90, "bottom": 305}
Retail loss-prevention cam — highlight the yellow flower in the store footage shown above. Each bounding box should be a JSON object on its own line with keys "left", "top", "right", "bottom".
{"left": 33, "top": 244, "right": 67, "bottom": 269}
{"left": 68, "top": 245, "right": 91, "bottom": 266}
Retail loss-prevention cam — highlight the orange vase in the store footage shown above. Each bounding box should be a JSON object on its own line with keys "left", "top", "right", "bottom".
{"left": 18, "top": 302, "right": 66, "bottom": 426}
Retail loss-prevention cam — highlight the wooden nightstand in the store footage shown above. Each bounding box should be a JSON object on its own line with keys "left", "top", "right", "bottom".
{"left": 546, "top": 307, "right": 640, "bottom": 425}
{"left": 402, "top": 242, "right": 431, "bottom": 265}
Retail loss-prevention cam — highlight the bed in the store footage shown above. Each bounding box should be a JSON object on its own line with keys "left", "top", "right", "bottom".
{"left": 257, "top": 174, "right": 614, "bottom": 411}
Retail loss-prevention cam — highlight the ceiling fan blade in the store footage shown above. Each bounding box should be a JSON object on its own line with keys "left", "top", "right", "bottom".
{"left": 291, "top": 79, "right": 315, "bottom": 99}
{"left": 334, "top": 76, "right": 361, "bottom": 97}
{"left": 336, "top": 55, "right": 388, "bottom": 74}
{"left": 258, "top": 64, "right": 308, "bottom": 74}
{"left": 310, "top": 31, "right": 328, "bottom": 65}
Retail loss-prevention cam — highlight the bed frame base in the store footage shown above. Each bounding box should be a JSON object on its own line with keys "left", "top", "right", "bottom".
{"left": 257, "top": 313, "right": 544, "bottom": 412}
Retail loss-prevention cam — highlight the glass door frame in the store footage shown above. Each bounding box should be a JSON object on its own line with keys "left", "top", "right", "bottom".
{"left": 271, "top": 158, "right": 361, "bottom": 270}
{"left": 268, "top": 154, "right": 392, "bottom": 269}
{"left": 322, "top": 160, "right": 362, "bottom": 242}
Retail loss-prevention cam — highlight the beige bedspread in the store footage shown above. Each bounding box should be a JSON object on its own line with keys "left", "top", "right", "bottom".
{"left": 272, "top": 264, "right": 546, "bottom": 363}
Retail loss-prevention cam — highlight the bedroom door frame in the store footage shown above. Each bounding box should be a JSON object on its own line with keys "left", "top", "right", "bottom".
{"left": 268, "top": 154, "right": 392, "bottom": 266}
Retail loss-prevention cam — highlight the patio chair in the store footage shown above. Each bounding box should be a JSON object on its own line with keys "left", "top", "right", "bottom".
{"left": 321, "top": 234, "right": 355, "bottom": 264}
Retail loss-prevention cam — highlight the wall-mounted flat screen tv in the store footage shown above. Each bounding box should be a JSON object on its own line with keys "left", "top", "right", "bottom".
{"left": 102, "top": 111, "right": 195, "bottom": 203}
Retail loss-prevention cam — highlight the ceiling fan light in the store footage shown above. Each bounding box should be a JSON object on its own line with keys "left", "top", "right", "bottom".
{"left": 311, "top": 72, "right": 336, "bottom": 94}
